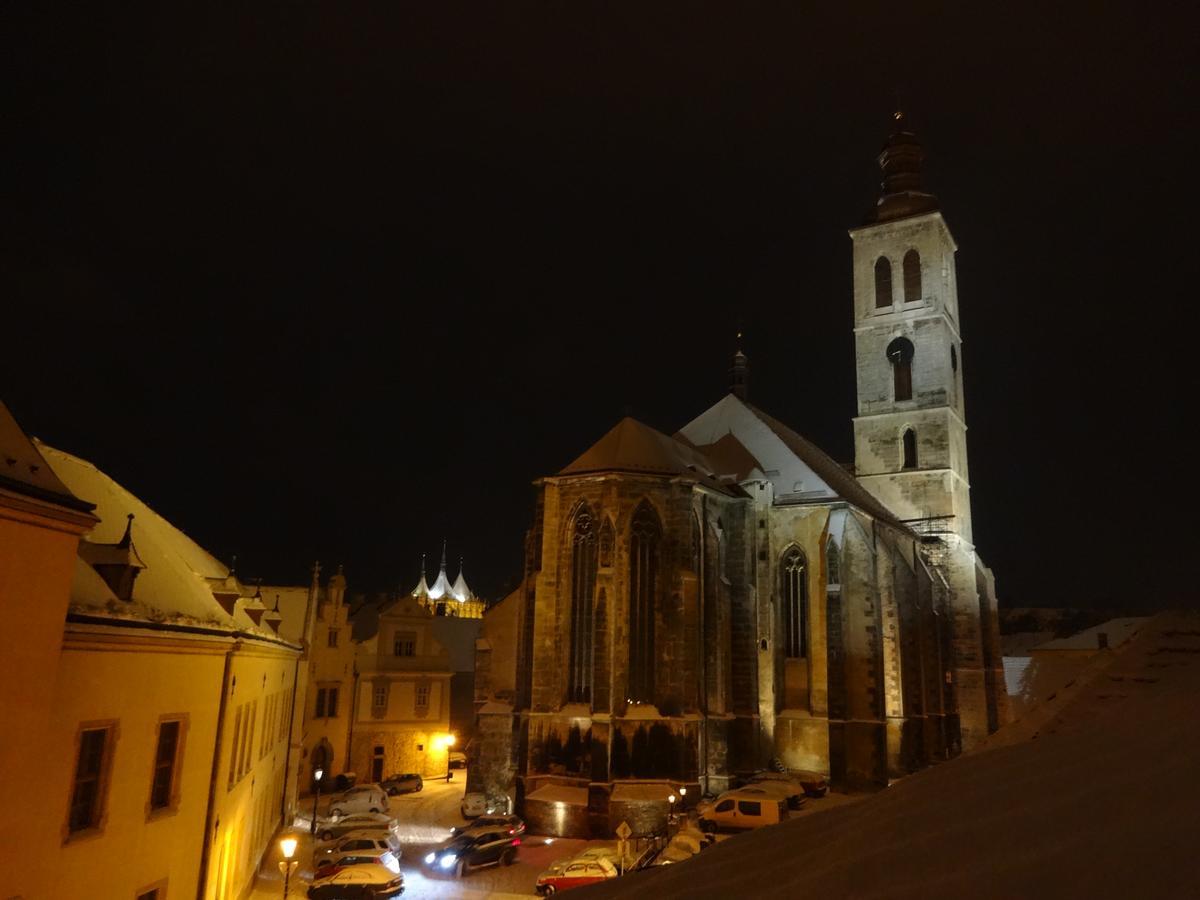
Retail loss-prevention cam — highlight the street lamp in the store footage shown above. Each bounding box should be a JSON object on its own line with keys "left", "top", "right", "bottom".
{"left": 278, "top": 834, "right": 299, "bottom": 898}
{"left": 444, "top": 734, "right": 456, "bottom": 783}
{"left": 310, "top": 767, "right": 324, "bottom": 835}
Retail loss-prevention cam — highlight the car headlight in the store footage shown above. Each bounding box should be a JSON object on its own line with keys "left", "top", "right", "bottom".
{"left": 439, "top": 853, "right": 458, "bottom": 869}
{"left": 424, "top": 852, "right": 436, "bottom": 865}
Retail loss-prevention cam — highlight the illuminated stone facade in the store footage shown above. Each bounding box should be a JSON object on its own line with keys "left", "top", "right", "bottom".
{"left": 473, "top": 118, "right": 1008, "bottom": 836}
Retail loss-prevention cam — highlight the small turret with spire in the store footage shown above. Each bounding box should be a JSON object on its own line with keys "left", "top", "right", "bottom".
{"left": 867, "top": 108, "right": 940, "bottom": 224}
{"left": 729, "top": 330, "right": 749, "bottom": 401}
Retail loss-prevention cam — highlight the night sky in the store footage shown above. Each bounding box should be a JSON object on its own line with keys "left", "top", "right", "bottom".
{"left": 4, "top": 5, "right": 1196, "bottom": 608}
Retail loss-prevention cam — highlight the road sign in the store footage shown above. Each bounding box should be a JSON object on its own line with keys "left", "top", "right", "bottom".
{"left": 616, "top": 821, "right": 632, "bottom": 840}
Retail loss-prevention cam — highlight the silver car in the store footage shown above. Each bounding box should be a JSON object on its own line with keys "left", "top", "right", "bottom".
{"left": 315, "top": 813, "right": 399, "bottom": 842}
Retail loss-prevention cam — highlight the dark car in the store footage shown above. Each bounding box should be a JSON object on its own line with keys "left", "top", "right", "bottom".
{"left": 456, "top": 814, "right": 525, "bottom": 837}
{"left": 423, "top": 829, "right": 521, "bottom": 877}
{"left": 380, "top": 773, "right": 423, "bottom": 796}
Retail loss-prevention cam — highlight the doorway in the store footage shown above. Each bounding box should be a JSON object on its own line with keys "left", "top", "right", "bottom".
{"left": 372, "top": 745, "right": 385, "bottom": 782}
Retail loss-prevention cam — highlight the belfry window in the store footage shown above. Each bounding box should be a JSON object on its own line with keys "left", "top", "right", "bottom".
{"left": 874, "top": 256, "right": 893, "bottom": 308}
{"left": 568, "top": 505, "right": 598, "bottom": 703}
{"left": 903, "top": 249, "right": 922, "bottom": 303}
{"left": 628, "top": 501, "right": 662, "bottom": 703}
{"left": 887, "top": 336, "right": 914, "bottom": 402}
{"left": 902, "top": 428, "right": 918, "bottom": 469}
{"left": 781, "top": 547, "right": 808, "bottom": 658}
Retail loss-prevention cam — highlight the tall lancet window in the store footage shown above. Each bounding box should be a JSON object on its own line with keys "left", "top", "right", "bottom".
{"left": 887, "top": 336, "right": 914, "bottom": 402}
{"left": 902, "top": 428, "right": 918, "bottom": 469}
{"left": 628, "top": 501, "right": 662, "bottom": 703}
{"left": 568, "top": 505, "right": 598, "bottom": 704}
{"left": 781, "top": 547, "right": 808, "bottom": 658}
{"left": 874, "top": 256, "right": 893, "bottom": 308}
{"left": 903, "top": 249, "right": 922, "bottom": 303}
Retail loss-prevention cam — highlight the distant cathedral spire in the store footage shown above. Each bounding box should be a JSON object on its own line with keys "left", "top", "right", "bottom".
{"left": 729, "top": 330, "right": 749, "bottom": 401}
{"left": 867, "top": 108, "right": 939, "bottom": 224}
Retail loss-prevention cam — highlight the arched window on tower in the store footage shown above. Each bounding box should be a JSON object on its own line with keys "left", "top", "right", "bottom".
{"left": 903, "top": 249, "right": 922, "bottom": 303}
{"left": 628, "top": 502, "right": 662, "bottom": 703}
{"left": 887, "top": 336, "right": 914, "bottom": 402}
{"left": 780, "top": 546, "right": 808, "bottom": 659}
{"left": 874, "top": 256, "right": 893, "bottom": 309}
{"left": 568, "top": 505, "right": 597, "bottom": 703}
{"left": 902, "top": 428, "right": 918, "bottom": 469}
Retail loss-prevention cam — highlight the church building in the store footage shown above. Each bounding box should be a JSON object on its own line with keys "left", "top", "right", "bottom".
{"left": 473, "top": 114, "right": 1009, "bottom": 837}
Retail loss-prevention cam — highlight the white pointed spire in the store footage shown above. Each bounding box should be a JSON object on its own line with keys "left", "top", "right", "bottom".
{"left": 451, "top": 556, "right": 473, "bottom": 602}
{"left": 410, "top": 553, "right": 431, "bottom": 599}
{"left": 427, "top": 540, "right": 453, "bottom": 600}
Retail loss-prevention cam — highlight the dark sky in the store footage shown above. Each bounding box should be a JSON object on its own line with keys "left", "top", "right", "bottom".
{"left": 3, "top": 4, "right": 1196, "bottom": 608}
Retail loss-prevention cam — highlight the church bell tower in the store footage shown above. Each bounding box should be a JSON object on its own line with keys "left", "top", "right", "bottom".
{"left": 849, "top": 111, "right": 972, "bottom": 543}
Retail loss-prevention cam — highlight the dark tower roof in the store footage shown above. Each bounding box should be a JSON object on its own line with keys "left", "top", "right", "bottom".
{"left": 729, "top": 333, "right": 749, "bottom": 402}
{"left": 866, "top": 110, "right": 940, "bottom": 225}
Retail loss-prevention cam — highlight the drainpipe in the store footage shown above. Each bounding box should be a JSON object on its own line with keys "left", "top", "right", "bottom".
{"left": 346, "top": 664, "right": 360, "bottom": 778}
{"left": 196, "top": 641, "right": 237, "bottom": 900}
{"left": 281, "top": 652, "right": 302, "bottom": 821}
{"left": 699, "top": 495, "right": 709, "bottom": 795}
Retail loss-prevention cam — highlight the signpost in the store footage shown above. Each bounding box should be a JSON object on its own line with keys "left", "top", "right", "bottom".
{"left": 616, "top": 820, "right": 632, "bottom": 875}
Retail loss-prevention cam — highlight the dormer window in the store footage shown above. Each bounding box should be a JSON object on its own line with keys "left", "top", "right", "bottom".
{"left": 80, "top": 513, "right": 145, "bottom": 603}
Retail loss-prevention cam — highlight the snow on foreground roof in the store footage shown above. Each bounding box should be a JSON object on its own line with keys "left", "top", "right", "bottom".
{"left": 38, "top": 442, "right": 302, "bottom": 645}
{"left": 581, "top": 613, "right": 1200, "bottom": 899}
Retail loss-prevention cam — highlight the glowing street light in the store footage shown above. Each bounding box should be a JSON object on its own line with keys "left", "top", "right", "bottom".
{"left": 310, "top": 767, "right": 324, "bottom": 835}
{"left": 443, "top": 734, "right": 456, "bottom": 782}
{"left": 278, "top": 833, "right": 300, "bottom": 897}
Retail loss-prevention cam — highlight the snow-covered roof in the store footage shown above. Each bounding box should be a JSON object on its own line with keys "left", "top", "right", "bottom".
{"left": 559, "top": 417, "right": 742, "bottom": 495}
{"left": 38, "top": 442, "right": 303, "bottom": 645}
{"left": 1031, "top": 617, "right": 1149, "bottom": 653}
{"left": 0, "top": 401, "right": 95, "bottom": 515}
{"left": 677, "top": 394, "right": 906, "bottom": 529}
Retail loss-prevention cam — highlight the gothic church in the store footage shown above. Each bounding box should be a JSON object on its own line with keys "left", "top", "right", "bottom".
{"left": 473, "top": 114, "right": 1008, "bottom": 836}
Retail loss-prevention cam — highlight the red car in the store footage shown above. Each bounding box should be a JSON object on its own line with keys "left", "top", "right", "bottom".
{"left": 535, "top": 856, "right": 618, "bottom": 894}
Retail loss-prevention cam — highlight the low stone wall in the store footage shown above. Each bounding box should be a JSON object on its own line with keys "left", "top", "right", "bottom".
{"left": 522, "top": 796, "right": 591, "bottom": 838}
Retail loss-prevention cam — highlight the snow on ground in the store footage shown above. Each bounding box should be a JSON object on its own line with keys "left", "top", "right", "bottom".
{"left": 580, "top": 612, "right": 1200, "bottom": 899}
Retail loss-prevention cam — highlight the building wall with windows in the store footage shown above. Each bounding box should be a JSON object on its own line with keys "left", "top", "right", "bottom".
{"left": 350, "top": 594, "right": 453, "bottom": 781}
{"left": 301, "top": 567, "right": 357, "bottom": 789}
{"left": 0, "top": 440, "right": 313, "bottom": 900}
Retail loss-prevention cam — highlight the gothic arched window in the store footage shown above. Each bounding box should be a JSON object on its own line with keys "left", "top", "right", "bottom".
{"left": 903, "top": 249, "right": 922, "bottom": 303}
{"left": 902, "top": 428, "right": 918, "bottom": 469}
{"left": 780, "top": 546, "right": 808, "bottom": 659}
{"left": 826, "top": 539, "right": 841, "bottom": 588}
{"left": 568, "top": 505, "right": 598, "bottom": 703}
{"left": 874, "top": 256, "right": 893, "bottom": 309}
{"left": 887, "top": 336, "right": 914, "bottom": 402}
{"left": 628, "top": 502, "right": 662, "bottom": 703}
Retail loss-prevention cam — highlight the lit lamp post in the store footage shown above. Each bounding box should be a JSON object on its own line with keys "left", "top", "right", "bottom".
{"left": 667, "top": 793, "right": 677, "bottom": 832}
{"left": 310, "top": 767, "right": 324, "bottom": 835}
{"left": 444, "top": 734, "right": 456, "bottom": 782}
{"left": 678, "top": 786, "right": 687, "bottom": 812}
{"left": 278, "top": 834, "right": 299, "bottom": 898}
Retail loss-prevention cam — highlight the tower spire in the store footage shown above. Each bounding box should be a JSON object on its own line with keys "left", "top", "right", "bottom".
{"left": 729, "top": 329, "right": 749, "bottom": 401}
{"left": 867, "top": 108, "right": 939, "bottom": 224}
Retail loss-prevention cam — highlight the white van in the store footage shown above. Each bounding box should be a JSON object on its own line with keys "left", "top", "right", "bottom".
{"left": 327, "top": 784, "right": 390, "bottom": 817}
{"left": 697, "top": 789, "right": 787, "bottom": 831}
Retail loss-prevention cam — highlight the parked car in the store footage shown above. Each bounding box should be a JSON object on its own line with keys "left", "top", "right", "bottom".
{"left": 423, "top": 828, "right": 521, "bottom": 877}
{"left": 307, "top": 863, "right": 404, "bottom": 899}
{"left": 332, "top": 771, "right": 358, "bottom": 791}
{"left": 314, "top": 849, "right": 401, "bottom": 879}
{"left": 316, "top": 832, "right": 402, "bottom": 866}
{"left": 328, "top": 784, "right": 390, "bottom": 817}
{"left": 456, "top": 814, "right": 525, "bottom": 837}
{"left": 448, "top": 751, "right": 467, "bottom": 769}
{"left": 536, "top": 856, "right": 618, "bottom": 894}
{"left": 740, "top": 779, "right": 806, "bottom": 810}
{"left": 379, "top": 772, "right": 422, "bottom": 796}
{"left": 316, "top": 813, "right": 399, "bottom": 842}
{"left": 697, "top": 789, "right": 787, "bottom": 831}
{"left": 459, "top": 792, "right": 488, "bottom": 818}
{"left": 746, "top": 770, "right": 828, "bottom": 800}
